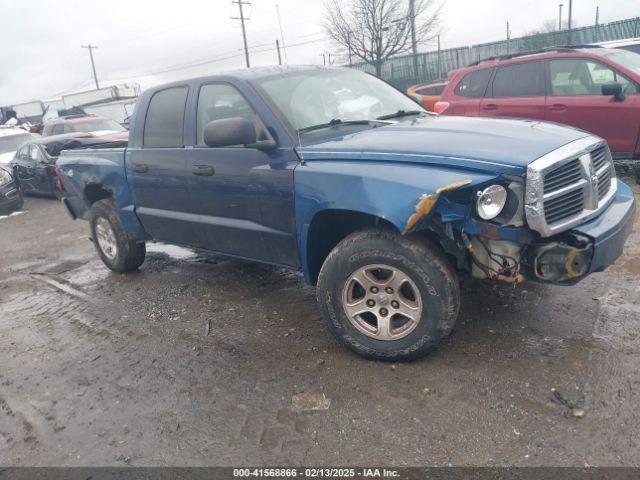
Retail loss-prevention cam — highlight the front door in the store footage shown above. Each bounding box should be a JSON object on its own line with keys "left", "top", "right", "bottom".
{"left": 129, "top": 85, "right": 194, "bottom": 245}
{"left": 185, "top": 82, "right": 298, "bottom": 265}
{"left": 545, "top": 57, "right": 640, "bottom": 158}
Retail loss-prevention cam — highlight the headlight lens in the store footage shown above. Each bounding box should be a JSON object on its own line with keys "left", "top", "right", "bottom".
{"left": 476, "top": 184, "right": 507, "bottom": 220}
{"left": 0, "top": 168, "right": 12, "bottom": 188}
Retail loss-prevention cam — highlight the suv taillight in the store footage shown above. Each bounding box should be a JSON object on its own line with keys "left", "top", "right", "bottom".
{"left": 434, "top": 101, "right": 450, "bottom": 114}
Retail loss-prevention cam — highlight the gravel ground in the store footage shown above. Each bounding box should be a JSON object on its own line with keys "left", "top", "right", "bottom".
{"left": 0, "top": 187, "right": 639, "bottom": 467}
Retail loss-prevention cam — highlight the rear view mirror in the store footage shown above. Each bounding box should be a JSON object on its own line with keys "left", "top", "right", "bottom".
{"left": 203, "top": 117, "right": 256, "bottom": 148}
{"left": 601, "top": 82, "right": 625, "bottom": 102}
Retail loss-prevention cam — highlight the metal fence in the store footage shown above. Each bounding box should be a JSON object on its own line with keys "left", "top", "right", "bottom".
{"left": 352, "top": 16, "right": 640, "bottom": 91}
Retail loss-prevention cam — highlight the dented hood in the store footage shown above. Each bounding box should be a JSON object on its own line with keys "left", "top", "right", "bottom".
{"left": 296, "top": 115, "right": 592, "bottom": 173}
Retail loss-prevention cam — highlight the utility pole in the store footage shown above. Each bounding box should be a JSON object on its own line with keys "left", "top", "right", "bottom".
{"left": 506, "top": 21, "right": 510, "bottom": 53}
{"left": 567, "top": 0, "right": 573, "bottom": 44}
{"left": 436, "top": 34, "right": 441, "bottom": 79}
{"left": 276, "top": 39, "right": 282, "bottom": 66}
{"left": 595, "top": 6, "right": 599, "bottom": 26}
{"left": 275, "top": 4, "right": 287, "bottom": 64}
{"left": 81, "top": 44, "right": 100, "bottom": 90}
{"left": 558, "top": 3, "right": 564, "bottom": 30}
{"left": 231, "top": 0, "right": 251, "bottom": 68}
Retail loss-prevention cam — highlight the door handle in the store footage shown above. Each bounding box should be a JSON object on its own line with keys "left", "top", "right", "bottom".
{"left": 192, "top": 165, "right": 215, "bottom": 176}
{"left": 548, "top": 104, "right": 567, "bottom": 112}
{"left": 132, "top": 163, "right": 149, "bottom": 173}
{"left": 482, "top": 103, "right": 498, "bottom": 111}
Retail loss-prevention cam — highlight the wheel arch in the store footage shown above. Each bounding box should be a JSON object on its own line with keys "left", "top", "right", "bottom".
{"left": 84, "top": 182, "right": 113, "bottom": 205}
{"left": 303, "top": 208, "right": 400, "bottom": 286}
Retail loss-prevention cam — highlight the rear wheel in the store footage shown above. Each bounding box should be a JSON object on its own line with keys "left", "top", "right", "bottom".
{"left": 317, "top": 229, "right": 460, "bottom": 361}
{"left": 90, "top": 199, "right": 145, "bottom": 273}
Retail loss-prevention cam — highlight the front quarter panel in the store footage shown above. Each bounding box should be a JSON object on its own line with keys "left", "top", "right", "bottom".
{"left": 295, "top": 160, "right": 497, "bottom": 280}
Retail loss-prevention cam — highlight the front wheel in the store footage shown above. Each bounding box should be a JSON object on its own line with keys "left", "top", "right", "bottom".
{"left": 90, "top": 199, "right": 146, "bottom": 273}
{"left": 317, "top": 229, "right": 460, "bottom": 361}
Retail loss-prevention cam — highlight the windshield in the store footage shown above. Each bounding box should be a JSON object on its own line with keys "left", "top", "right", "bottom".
{"left": 602, "top": 49, "right": 640, "bottom": 75}
{"left": 254, "top": 69, "right": 423, "bottom": 133}
{"left": 73, "top": 119, "right": 125, "bottom": 133}
{"left": 0, "top": 133, "right": 32, "bottom": 154}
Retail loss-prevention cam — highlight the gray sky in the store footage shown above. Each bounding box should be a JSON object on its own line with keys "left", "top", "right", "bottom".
{"left": 1, "top": 0, "right": 638, "bottom": 104}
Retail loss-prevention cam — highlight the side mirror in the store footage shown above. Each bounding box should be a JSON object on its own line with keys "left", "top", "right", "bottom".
{"left": 602, "top": 82, "right": 625, "bottom": 102}
{"left": 203, "top": 117, "right": 256, "bottom": 148}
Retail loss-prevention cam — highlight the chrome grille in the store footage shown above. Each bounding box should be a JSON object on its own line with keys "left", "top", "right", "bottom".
{"left": 591, "top": 145, "right": 608, "bottom": 171}
{"left": 525, "top": 136, "right": 617, "bottom": 237}
{"left": 544, "top": 188, "right": 585, "bottom": 224}
{"left": 543, "top": 158, "right": 582, "bottom": 194}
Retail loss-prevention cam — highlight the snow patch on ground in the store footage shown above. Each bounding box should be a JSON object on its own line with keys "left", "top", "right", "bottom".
{"left": 0, "top": 210, "right": 25, "bottom": 221}
{"left": 146, "top": 242, "right": 197, "bottom": 260}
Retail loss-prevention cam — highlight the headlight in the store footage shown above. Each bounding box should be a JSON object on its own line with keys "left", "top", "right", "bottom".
{"left": 0, "top": 168, "right": 12, "bottom": 188}
{"left": 476, "top": 184, "right": 507, "bottom": 220}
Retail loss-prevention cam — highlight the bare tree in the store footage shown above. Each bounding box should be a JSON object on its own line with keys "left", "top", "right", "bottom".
{"left": 325, "top": 0, "right": 442, "bottom": 77}
{"left": 525, "top": 18, "right": 574, "bottom": 36}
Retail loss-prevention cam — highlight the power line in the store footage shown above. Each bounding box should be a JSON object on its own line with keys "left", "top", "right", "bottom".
{"left": 81, "top": 44, "right": 100, "bottom": 89}
{"left": 101, "top": 34, "right": 328, "bottom": 82}
{"left": 231, "top": 0, "right": 251, "bottom": 68}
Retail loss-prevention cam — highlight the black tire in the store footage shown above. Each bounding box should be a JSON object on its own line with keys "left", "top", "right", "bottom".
{"left": 317, "top": 229, "right": 460, "bottom": 362}
{"left": 89, "top": 199, "right": 146, "bottom": 273}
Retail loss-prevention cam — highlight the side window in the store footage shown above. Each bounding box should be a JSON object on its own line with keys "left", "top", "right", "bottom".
{"left": 491, "top": 61, "right": 544, "bottom": 97}
{"left": 18, "top": 146, "right": 30, "bottom": 160}
{"left": 196, "top": 83, "right": 255, "bottom": 145}
{"left": 416, "top": 85, "right": 445, "bottom": 96}
{"left": 550, "top": 58, "right": 639, "bottom": 95}
{"left": 143, "top": 86, "right": 188, "bottom": 148}
{"left": 29, "top": 145, "right": 43, "bottom": 162}
{"left": 455, "top": 69, "right": 492, "bottom": 98}
{"left": 51, "top": 124, "right": 63, "bottom": 135}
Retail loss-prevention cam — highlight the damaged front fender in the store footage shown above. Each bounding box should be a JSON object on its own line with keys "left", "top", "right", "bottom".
{"left": 403, "top": 179, "right": 472, "bottom": 234}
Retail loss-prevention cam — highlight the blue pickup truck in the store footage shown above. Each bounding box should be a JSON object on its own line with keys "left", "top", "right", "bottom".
{"left": 57, "top": 66, "right": 635, "bottom": 361}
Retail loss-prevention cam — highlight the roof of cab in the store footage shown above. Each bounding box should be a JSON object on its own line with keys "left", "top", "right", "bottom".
{"left": 142, "top": 65, "right": 349, "bottom": 93}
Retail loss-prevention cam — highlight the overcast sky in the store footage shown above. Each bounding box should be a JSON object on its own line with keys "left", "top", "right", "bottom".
{"left": 1, "top": 0, "right": 638, "bottom": 104}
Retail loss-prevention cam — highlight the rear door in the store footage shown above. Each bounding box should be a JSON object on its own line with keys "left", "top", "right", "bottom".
{"left": 545, "top": 57, "right": 640, "bottom": 157}
{"left": 128, "top": 86, "right": 194, "bottom": 245}
{"left": 445, "top": 68, "right": 493, "bottom": 115}
{"left": 184, "top": 82, "right": 298, "bottom": 265}
{"left": 480, "top": 60, "right": 546, "bottom": 119}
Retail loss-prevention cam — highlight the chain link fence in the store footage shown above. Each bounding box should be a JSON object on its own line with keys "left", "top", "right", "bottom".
{"left": 352, "top": 16, "right": 640, "bottom": 91}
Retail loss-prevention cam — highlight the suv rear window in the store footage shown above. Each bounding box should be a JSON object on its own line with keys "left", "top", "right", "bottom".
{"left": 455, "top": 69, "right": 492, "bottom": 98}
{"left": 491, "top": 61, "right": 544, "bottom": 97}
{"left": 143, "top": 86, "right": 188, "bottom": 148}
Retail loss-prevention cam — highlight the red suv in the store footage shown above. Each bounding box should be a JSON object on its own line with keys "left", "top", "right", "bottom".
{"left": 435, "top": 46, "right": 640, "bottom": 162}
{"left": 42, "top": 115, "right": 129, "bottom": 141}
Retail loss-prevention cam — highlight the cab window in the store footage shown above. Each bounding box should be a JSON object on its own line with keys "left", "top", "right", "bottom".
{"left": 143, "top": 86, "right": 188, "bottom": 148}
{"left": 196, "top": 83, "right": 255, "bottom": 145}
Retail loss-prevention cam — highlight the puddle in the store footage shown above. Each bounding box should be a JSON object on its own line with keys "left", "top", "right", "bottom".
{"left": 146, "top": 243, "right": 197, "bottom": 260}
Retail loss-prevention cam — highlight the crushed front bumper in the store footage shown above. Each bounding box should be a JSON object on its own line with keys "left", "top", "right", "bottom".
{"left": 528, "top": 179, "right": 635, "bottom": 284}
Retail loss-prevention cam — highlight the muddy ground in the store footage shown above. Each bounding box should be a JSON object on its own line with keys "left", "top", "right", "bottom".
{"left": 1, "top": 187, "right": 639, "bottom": 467}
